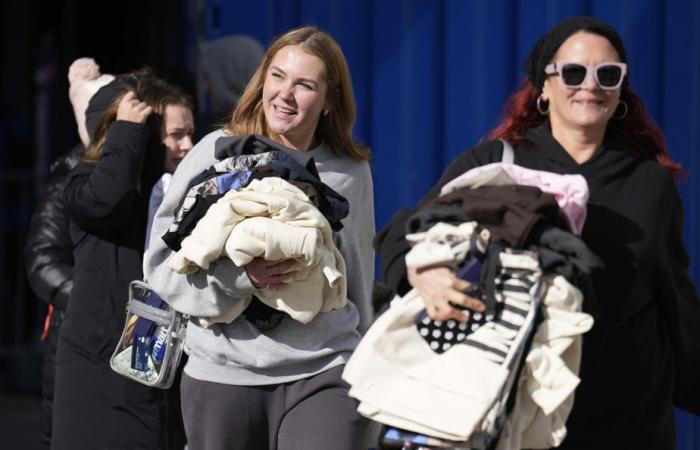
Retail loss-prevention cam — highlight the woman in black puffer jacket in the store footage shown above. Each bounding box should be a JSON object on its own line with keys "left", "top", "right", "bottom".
{"left": 24, "top": 144, "right": 81, "bottom": 445}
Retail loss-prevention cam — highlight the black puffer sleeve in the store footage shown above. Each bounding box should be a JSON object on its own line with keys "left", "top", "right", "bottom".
{"left": 24, "top": 169, "right": 73, "bottom": 309}
{"left": 23, "top": 151, "right": 78, "bottom": 310}
{"left": 375, "top": 140, "right": 504, "bottom": 295}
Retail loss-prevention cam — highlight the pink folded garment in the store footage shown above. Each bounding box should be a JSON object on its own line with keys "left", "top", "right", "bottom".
{"left": 440, "top": 163, "right": 589, "bottom": 235}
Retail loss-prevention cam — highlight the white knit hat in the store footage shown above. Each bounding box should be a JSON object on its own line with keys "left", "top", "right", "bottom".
{"left": 68, "top": 58, "right": 115, "bottom": 147}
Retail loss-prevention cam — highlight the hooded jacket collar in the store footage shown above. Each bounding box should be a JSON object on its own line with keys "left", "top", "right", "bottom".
{"left": 526, "top": 123, "right": 633, "bottom": 168}
{"left": 523, "top": 123, "right": 644, "bottom": 197}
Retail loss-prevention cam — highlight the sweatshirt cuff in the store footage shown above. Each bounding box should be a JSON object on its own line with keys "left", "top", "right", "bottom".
{"left": 209, "top": 258, "right": 257, "bottom": 297}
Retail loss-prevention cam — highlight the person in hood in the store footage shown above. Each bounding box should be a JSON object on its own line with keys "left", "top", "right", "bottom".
{"left": 51, "top": 68, "right": 193, "bottom": 450}
{"left": 376, "top": 16, "right": 700, "bottom": 450}
{"left": 197, "top": 34, "right": 264, "bottom": 133}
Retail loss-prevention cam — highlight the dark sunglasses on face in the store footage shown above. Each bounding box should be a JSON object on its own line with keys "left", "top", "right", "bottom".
{"left": 544, "top": 61, "right": 627, "bottom": 90}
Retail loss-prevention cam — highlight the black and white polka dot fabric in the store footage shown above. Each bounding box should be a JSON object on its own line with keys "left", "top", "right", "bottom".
{"left": 415, "top": 310, "right": 493, "bottom": 354}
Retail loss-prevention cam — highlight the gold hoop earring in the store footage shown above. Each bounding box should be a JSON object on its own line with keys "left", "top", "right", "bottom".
{"left": 613, "top": 100, "right": 628, "bottom": 120}
{"left": 536, "top": 95, "right": 549, "bottom": 115}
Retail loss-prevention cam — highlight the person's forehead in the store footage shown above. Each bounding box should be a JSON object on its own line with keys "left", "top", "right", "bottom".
{"left": 164, "top": 104, "right": 193, "bottom": 120}
{"left": 555, "top": 32, "right": 619, "bottom": 59}
{"left": 271, "top": 45, "right": 325, "bottom": 74}
{"left": 163, "top": 105, "right": 193, "bottom": 131}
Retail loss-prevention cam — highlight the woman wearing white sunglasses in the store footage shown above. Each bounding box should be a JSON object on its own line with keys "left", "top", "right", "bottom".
{"left": 377, "top": 16, "right": 699, "bottom": 450}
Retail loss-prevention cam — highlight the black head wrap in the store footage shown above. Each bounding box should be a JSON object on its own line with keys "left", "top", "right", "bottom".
{"left": 84, "top": 78, "right": 125, "bottom": 142}
{"left": 523, "top": 16, "right": 628, "bottom": 90}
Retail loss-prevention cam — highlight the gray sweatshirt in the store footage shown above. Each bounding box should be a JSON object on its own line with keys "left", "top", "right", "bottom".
{"left": 144, "top": 130, "right": 375, "bottom": 385}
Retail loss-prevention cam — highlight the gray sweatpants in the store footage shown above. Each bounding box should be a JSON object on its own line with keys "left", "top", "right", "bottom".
{"left": 181, "top": 365, "right": 371, "bottom": 450}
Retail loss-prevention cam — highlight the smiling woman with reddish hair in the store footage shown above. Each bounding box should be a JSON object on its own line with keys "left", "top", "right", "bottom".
{"left": 377, "top": 16, "right": 699, "bottom": 450}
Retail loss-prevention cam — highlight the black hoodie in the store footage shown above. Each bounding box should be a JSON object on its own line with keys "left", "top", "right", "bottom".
{"left": 376, "top": 124, "right": 700, "bottom": 450}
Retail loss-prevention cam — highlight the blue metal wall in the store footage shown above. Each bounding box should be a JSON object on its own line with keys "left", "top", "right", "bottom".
{"left": 204, "top": 1, "right": 700, "bottom": 446}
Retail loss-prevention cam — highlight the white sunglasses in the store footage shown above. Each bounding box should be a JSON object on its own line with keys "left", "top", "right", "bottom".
{"left": 545, "top": 61, "right": 627, "bottom": 90}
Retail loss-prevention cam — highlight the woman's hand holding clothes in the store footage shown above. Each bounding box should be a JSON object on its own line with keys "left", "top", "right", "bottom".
{"left": 407, "top": 266, "right": 485, "bottom": 322}
{"left": 245, "top": 257, "right": 298, "bottom": 290}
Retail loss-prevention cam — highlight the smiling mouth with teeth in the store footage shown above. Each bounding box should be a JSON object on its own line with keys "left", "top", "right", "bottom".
{"left": 574, "top": 100, "right": 604, "bottom": 106}
{"left": 275, "top": 105, "right": 296, "bottom": 114}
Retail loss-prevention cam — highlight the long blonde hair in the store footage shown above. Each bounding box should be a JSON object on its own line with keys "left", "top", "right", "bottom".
{"left": 82, "top": 68, "right": 193, "bottom": 163}
{"left": 226, "top": 26, "right": 370, "bottom": 161}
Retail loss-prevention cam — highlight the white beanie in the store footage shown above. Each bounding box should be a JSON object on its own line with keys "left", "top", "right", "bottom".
{"left": 68, "top": 58, "right": 115, "bottom": 147}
